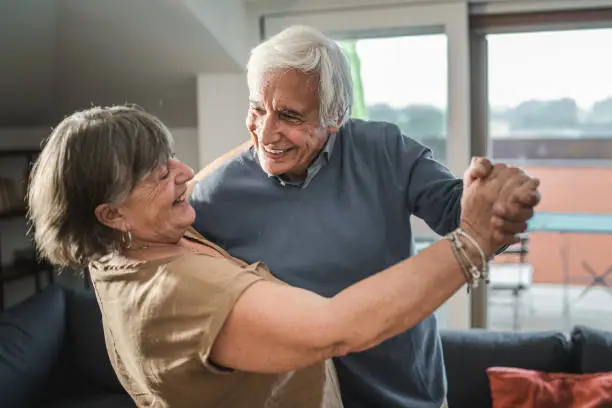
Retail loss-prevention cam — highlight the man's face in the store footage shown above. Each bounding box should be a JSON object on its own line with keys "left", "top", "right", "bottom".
{"left": 247, "top": 69, "right": 338, "bottom": 180}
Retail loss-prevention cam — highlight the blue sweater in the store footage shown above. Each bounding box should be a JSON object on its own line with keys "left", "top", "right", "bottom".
{"left": 191, "top": 119, "right": 462, "bottom": 408}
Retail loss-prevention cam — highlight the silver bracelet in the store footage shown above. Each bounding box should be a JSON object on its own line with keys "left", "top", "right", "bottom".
{"left": 446, "top": 232, "right": 474, "bottom": 289}
{"left": 444, "top": 229, "right": 490, "bottom": 292}
{"left": 456, "top": 228, "right": 490, "bottom": 285}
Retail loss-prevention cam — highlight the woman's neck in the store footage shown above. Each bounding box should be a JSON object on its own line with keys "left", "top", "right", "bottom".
{"left": 122, "top": 237, "right": 223, "bottom": 261}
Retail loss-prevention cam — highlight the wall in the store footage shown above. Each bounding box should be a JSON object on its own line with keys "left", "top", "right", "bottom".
{"left": 183, "top": 0, "right": 250, "bottom": 67}
{"left": 171, "top": 127, "right": 199, "bottom": 171}
{"left": 196, "top": 73, "right": 250, "bottom": 167}
{"left": 0, "top": 125, "right": 197, "bottom": 309}
{"left": 494, "top": 165, "right": 612, "bottom": 285}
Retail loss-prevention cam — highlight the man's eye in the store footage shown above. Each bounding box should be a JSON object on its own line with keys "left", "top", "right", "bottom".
{"left": 251, "top": 106, "right": 265, "bottom": 115}
{"left": 280, "top": 112, "right": 301, "bottom": 122}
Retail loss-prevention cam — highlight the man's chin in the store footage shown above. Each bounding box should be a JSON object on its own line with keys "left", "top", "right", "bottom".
{"left": 263, "top": 168, "right": 286, "bottom": 178}
{"left": 260, "top": 161, "right": 291, "bottom": 177}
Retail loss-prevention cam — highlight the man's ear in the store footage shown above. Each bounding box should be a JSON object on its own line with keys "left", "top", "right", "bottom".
{"left": 327, "top": 124, "right": 339, "bottom": 134}
{"left": 95, "top": 203, "right": 127, "bottom": 231}
{"left": 326, "top": 116, "right": 343, "bottom": 135}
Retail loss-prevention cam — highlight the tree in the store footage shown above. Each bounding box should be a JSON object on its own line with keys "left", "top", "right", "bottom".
{"left": 367, "top": 103, "right": 445, "bottom": 139}
{"left": 368, "top": 103, "right": 400, "bottom": 124}
{"left": 588, "top": 97, "right": 612, "bottom": 125}
{"left": 509, "top": 98, "right": 578, "bottom": 130}
{"left": 403, "top": 104, "right": 445, "bottom": 139}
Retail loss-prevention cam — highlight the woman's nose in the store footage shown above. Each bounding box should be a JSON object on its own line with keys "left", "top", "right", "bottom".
{"left": 172, "top": 159, "right": 194, "bottom": 184}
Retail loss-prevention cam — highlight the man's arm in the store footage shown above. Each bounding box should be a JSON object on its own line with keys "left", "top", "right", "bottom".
{"left": 405, "top": 149, "right": 463, "bottom": 235}
{"left": 384, "top": 126, "right": 524, "bottom": 252}
{"left": 381, "top": 123, "right": 462, "bottom": 236}
{"left": 186, "top": 140, "right": 252, "bottom": 196}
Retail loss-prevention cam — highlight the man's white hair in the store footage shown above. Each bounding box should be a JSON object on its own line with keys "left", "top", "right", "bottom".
{"left": 247, "top": 25, "right": 354, "bottom": 128}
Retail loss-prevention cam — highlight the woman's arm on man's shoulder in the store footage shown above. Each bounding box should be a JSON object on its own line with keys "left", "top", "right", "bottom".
{"left": 186, "top": 140, "right": 252, "bottom": 196}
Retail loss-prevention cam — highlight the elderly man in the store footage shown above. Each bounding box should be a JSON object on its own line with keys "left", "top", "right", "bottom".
{"left": 191, "top": 25, "right": 536, "bottom": 408}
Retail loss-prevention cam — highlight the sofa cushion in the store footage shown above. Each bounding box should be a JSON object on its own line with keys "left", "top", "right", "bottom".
{"left": 0, "top": 285, "right": 66, "bottom": 408}
{"left": 487, "top": 367, "right": 612, "bottom": 408}
{"left": 440, "top": 329, "right": 571, "bottom": 408}
{"left": 64, "top": 287, "right": 124, "bottom": 393}
{"left": 571, "top": 325, "right": 612, "bottom": 373}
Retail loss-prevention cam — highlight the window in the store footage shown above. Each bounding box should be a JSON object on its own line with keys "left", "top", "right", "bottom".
{"left": 489, "top": 28, "right": 612, "bottom": 164}
{"left": 338, "top": 34, "right": 448, "bottom": 164}
{"left": 486, "top": 28, "right": 612, "bottom": 333}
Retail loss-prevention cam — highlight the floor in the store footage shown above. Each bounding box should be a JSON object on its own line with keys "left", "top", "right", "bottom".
{"left": 488, "top": 283, "right": 612, "bottom": 333}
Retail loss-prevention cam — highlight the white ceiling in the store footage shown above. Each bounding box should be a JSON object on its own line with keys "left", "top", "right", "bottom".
{"left": 0, "top": 0, "right": 244, "bottom": 127}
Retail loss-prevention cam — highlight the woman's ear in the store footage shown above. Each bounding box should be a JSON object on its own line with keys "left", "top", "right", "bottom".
{"left": 95, "top": 203, "right": 127, "bottom": 231}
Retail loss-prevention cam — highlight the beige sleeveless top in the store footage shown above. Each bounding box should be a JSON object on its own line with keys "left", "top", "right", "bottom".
{"left": 88, "top": 229, "right": 342, "bottom": 408}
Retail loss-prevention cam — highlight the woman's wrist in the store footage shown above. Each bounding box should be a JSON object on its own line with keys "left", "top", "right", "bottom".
{"left": 458, "top": 220, "right": 494, "bottom": 259}
{"left": 446, "top": 224, "right": 492, "bottom": 292}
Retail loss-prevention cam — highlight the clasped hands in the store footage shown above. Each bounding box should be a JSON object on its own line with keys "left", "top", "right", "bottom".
{"left": 463, "top": 157, "right": 541, "bottom": 247}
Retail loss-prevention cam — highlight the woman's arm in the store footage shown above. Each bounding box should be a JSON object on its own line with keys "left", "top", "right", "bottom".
{"left": 186, "top": 140, "right": 252, "bottom": 196}
{"left": 211, "top": 237, "right": 468, "bottom": 374}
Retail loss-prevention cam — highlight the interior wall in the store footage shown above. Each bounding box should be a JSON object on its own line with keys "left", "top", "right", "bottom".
{"left": 196, "top": 73, "right": 250, "bottom": 167}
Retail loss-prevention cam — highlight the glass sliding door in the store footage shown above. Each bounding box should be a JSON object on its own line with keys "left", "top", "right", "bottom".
{"left": 485, "top": 27, "right": 612, "bottom": 333}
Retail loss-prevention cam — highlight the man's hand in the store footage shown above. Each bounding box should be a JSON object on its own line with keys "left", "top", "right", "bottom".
{"left": 463, "top": 157, "right": 541, "bottom": 245}
{"left": 490, "top": 177, "right": 540, "bottom": 244}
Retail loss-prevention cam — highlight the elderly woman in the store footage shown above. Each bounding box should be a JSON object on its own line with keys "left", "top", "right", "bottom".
{"left": 27, "top": 105, "right": 538, "bottom": 408}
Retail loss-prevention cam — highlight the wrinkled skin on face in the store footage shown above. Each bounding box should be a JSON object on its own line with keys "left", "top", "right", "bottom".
{"left": 96, "top": 158, "right": 196, "bottom": 247}
{"left": 247, "top": 69, "right": 338, "bottom": 180}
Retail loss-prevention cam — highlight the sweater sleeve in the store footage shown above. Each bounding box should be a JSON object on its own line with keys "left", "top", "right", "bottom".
{"left": 382, "top": 122, "right": 462, "bottom": 236}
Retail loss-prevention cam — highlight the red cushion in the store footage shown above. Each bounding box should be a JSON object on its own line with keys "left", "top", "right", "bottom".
{"left": 487, "top": 367, "right": 612, "bottom": 408}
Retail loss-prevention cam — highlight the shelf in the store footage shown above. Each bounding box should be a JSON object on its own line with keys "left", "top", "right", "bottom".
{"left": 0, "top": 263, "right": 48, "bottom": 283}
{"left": 0, "top": 149, "right": 40, "bottom": 159}
{"left": 0, "top": 209, "right": 26, "bottom": 220}
{"left": 0, "top": 264, "right": 30, "bottom": 282}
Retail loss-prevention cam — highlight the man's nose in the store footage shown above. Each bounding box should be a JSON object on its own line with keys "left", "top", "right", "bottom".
{"left": 259, "top": 115, "right": 281, "bottom": 145}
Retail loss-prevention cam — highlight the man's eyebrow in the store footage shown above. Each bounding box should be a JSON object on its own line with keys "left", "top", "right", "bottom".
{"left": 248, "top": 100, "right": 262, "bottom": 107}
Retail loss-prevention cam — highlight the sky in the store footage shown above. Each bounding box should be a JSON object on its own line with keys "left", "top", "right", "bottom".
{"left": 355, "top": 28, "right": 612, "bottom": 110}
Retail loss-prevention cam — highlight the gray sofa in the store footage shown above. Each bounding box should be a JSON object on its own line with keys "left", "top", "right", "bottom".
{"left": 440, "top": 325, "right": 612, "bottom": 407}
{"left": 1, "top": 285, "right": 611, "bottom": 408}
{"left": 0, "top": 285, "right": 133, "bottom": 407}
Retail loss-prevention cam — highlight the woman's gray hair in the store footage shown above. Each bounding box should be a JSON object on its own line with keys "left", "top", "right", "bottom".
{"left": 247, "top": 25, "right": 354, "bottom": 127}
{"left": 27, "top": 105, "right": 175, "bottom": 268}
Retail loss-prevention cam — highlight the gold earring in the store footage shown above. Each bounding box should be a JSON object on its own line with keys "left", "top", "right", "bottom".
{"left": 121, "top": 231, "right": 132, "bottom": 248}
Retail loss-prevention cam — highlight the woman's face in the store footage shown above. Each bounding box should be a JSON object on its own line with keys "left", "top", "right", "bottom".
{"left": 119, "top": 158, "right": 195, "bottom": 245}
